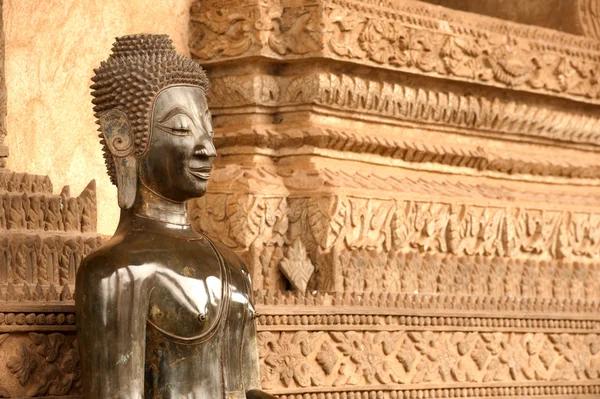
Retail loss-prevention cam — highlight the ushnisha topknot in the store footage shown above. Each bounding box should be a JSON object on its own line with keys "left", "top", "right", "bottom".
{"left": 90, "top": 34, "right": 209, "bottom": 185}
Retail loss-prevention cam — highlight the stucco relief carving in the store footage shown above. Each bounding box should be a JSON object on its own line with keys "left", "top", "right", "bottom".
{"left": 5, "top": 0, "right": 600, "bottom": 396}
{"left": 208, "top": 73, "right": 600, "bottom": 148}
{"left": 0, "top": 332, "right": 80, "bottom": 397}
{"left": 188, "top": 0, "right": 600, "bottom": 384}
{"left": 190, "top": 0, "right": 600, "bottom": 104}
{"left": 258, "top": 331, "right": 600, "bottom": 389}
{"left": 252, "top": 291, "right": 600, "bottom": 396}
{"left": 213, "top": 126, "right": 600, "bottom": 180}
{"left": 190, "top": 163, "right": 600, "bottom": 299}
{"left": 0, "top": 170, "right": 102, "bottom": 396}
{"left": 196, "top": 166, "right": 600, "bottom": 254}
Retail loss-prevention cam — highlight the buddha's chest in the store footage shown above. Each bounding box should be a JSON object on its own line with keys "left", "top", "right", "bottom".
{"left": 145, "top": 241, "right": 234, "bottom": 343}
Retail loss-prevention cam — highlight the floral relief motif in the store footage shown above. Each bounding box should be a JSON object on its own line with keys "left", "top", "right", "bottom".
{"left": 258, "top": 331, "right": 323, "bottom": 389}
{"left": 189, "top": 7, "right": 260, "bottom": 60}
{"left": 190, "top": 1, "right": 600, "bottom": 102}
{"left": 5, "top": 333, "right": 80, "bottom": 397}
{"left": 409, "top": 331, "right": 476, "bottom": 383}
{"left": 194, "top": 165, "right": 600, "bottom": 294}
{"left": 258, "top": 330, "right": 600, "bottom": 390}
{"left": 330, "top": 331, "right": 402, "bottom": 384}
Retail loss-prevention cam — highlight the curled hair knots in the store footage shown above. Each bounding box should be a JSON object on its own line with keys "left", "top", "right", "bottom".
{"left": 91, "top": 34, "right": 209, "bottom": 185}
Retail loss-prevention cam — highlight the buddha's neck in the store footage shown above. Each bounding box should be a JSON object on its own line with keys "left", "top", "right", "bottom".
{"left": 131, "top": 182, "right": 190, "bottom": 226}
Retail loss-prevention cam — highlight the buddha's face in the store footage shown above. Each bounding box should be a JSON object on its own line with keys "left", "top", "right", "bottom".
{"left": 139, "top": 85, "right": 216, "bottom": 202}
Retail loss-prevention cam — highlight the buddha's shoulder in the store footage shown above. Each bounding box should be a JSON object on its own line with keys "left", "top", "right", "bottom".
{"left": 78, "top": 234, "right": 251, "bottom": 281}
{"left": 77, "top": 236, "right": 143, "bottom": 279}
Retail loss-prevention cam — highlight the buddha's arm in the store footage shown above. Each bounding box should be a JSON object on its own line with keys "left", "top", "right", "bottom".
{"left": 76, "top": 258, "right": 148, "bottom": 399}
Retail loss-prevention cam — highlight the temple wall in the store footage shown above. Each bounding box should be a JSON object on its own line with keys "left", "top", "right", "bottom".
{"left": 3, "top": 0, "right": 192, "bottom": 235}
{"left": 1, "top": 0, "right": 600, "bottom": 398}
{"left": 188, "top": 0, "right": 600, "bottom": 397}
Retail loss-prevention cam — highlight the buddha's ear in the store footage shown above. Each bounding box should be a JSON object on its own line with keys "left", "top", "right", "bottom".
{"left": 98, "top": 109, "right": 137, "bottom": 209}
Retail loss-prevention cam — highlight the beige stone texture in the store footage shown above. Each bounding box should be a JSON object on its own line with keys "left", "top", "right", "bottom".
{"left": 3, "top": 0, "right": 192, "bottom": 235}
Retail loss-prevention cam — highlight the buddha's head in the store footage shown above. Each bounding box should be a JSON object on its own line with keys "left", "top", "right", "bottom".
{"left": 91, "top": 34, "right": 215, "bottom": 209}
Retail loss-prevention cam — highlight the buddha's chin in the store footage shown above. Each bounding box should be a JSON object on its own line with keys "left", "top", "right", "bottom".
{"left": 183, "top": 179, "right": 208, "bottom": 199}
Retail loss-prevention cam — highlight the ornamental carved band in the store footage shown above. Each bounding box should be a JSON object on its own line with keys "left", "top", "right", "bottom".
{"left": 190, "top": 0, "right": 600, "bottom": 105}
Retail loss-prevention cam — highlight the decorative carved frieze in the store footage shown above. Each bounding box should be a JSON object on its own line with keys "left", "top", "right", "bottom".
{"left": 0, "top": 170, "right": 102, "bottom": 397}
{"left": 0, "top": 233, "right": 104, "bottom": 287}
{"left": 214, "top": 126, "right": 600, "bottom": 180}
{"left": 0, "top": 171, "right": 53, "bottom": 194}
{"left": 208, "top": 72, "right": 600, "bottom": 149}
{"left": 0, "top": 310, "right": 76, "bottom": 332}
{"left": 258, "top": 330, "right": 600, "bottom": 391}
{"left": 0, "top": 182, "right": 97, "bottom": 234}
{"left": 190, "top": 0, "right": 600, "bottom": 104}
{"left": 5, "top": 289, "right": 600, "bottom": 398}
{"left": 195, "top": 165, "right": 600, "bottom": 256}
{"left": 252, "top": 291, "right": 600, "bottom": 397}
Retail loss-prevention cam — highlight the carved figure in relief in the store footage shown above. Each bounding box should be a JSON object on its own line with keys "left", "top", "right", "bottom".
{"left": 0, "top": 192, "right": 6, "bottom": 230}
{"left": 45, "top": 196, "right": 63, "bottom": 231}
{"left": 0, "top": 172, "right": 9, "bottom": 192}
{"left": 62, "top": 197, "right": 79, "bottom": 232}
{"left": 7, "top": 194, "right": 25, "bottom": 229}
{"left": 79, "top": 195, "right": 92, "bottom": 232}
{"left": 12, "top": 243, "right": 27, "bottom": 284}
{"left": 76, "top": 34, "right": 274, "bottom": 399}
{"left": 27, "top": 195, "right": 43, "bottom": 230}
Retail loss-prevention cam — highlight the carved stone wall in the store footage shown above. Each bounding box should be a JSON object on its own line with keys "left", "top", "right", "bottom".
{"left": 188, "top": 0, "right": 600, "bottom": 398}
{"left": 0, "top": 172, "right": 103, "bottom": 397}
{"left": 5, "top": 0, "right": 600, "bottom": 397}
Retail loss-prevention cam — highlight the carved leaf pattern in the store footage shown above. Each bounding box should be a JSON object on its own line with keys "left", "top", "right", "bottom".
{"left": 308, "top": 196, "right": 347, "bottom": 250}
{"left": 279, "top": 238, "right": 315, "bottom": 293}
{"left": 194, "top": 167, "right": 600, "bottom": 294}
{"left": 5, "top": 333, "right": 80, "bottom": 396}
{"left": 258, "top": 331, "right": 322, "bottom": 389}
{"left": 228, "top": 195, "right": 264, "bottom": 248}
{"left": 259, "top": 330, "right": 600, "bottom": 389}
{"left": 192, "top": 1, "right": 600, "bottom": 101}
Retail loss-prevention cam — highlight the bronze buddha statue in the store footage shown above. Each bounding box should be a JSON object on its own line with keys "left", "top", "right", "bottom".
{"left": 76, "top": 34, "right": 274, "bottom": 399}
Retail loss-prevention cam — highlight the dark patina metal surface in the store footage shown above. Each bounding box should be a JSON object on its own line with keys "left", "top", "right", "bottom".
{"left": 76, "top": 34, "right": 276, "bottom": 399}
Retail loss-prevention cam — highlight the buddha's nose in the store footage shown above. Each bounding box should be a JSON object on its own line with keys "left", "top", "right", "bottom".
{"left": 193, "top": 139, "right": 217, "bottom": 158}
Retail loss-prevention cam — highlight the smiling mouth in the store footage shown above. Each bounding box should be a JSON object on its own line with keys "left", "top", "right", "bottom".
{"left": 188, "top": 167, "right": 212, "bottom": 180}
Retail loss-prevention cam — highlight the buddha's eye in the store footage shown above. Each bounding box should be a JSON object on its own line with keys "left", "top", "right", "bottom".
{"left": 157, "top": 114, "right": 194, "bottom": 136}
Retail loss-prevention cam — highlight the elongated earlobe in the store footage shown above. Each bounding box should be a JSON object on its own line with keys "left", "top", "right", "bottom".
{"left": 98, "top": 110, "right": 137, "bottom": 209}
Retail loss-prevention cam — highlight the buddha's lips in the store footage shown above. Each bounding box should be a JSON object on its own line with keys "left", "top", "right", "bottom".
{"left": 188, "top": 167, "right": 212, "bottom": 179}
